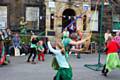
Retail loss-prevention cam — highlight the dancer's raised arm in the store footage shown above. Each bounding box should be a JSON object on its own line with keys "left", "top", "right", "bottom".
{"left": 69, "top": 33, "right": 91, "bottom": 45}
{"left": 47, "top": 41, "right": 60, "bottom": 55}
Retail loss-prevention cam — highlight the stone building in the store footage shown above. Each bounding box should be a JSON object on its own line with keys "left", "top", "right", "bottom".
{"left": 45, "top": 0, "right": 92, "bottom": 37}
{"left": 45, "top": 0, "right": 120, "bottom": 38}
{"left": 0, "top": 0, "right": 118, "bottom": 38}
{"left": 0, "top": 0, "right": 45, "bottom": 33}
{"left": 0, "top": 0, "right": 93, "bottom": 37}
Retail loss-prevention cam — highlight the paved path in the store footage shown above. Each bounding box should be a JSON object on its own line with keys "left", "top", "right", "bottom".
{"left": 0, "top": 54, "right": 120, "bottom": 80}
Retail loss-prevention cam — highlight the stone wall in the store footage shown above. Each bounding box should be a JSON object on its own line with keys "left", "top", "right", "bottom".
{"left": 0, "top": 0, "right": 45, "bottom": 32}
{"left": 45, "top": 0, "right": 91, "bottom": 37}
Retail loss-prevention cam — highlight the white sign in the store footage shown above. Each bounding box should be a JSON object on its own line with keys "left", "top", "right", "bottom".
{"left": 83, "top": 4, "right": 90, "bottom": 11}
{"left": 14, "top": 48, "right": 20, "bottom": 56}
{"left": 48, "top": 1, "right": 55, "bottom": 8}
{"left": 90, "top": 11, "right": 98, "bottom": 31}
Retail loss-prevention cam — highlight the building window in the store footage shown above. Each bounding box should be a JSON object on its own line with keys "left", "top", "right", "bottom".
{"left": 0, "top": 6, "right": 7, "bottom": 29}
{"left": 50, "top": 14, "right": 54, "bottom": 30}
{"left": 26, "top": 6, "right": 39, "bottom": 30}
{"left": 83, "top": 15, "right": 87, "bottom": 31}
{"left": 112, "top": 14, "right": 120, "bottom": 32}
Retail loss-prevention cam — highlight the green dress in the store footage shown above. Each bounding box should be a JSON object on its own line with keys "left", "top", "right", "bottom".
{"left": 106, "top": 53, "right": 120, "bottom": 72}
{"left": 37, "top": 45, "right": 44, "bottom": 54}
{"left": 31, "top": 43, "right": 37, "bottom": 48}
{"left": 55, "top": 67, "right": 72, "bottom": 80}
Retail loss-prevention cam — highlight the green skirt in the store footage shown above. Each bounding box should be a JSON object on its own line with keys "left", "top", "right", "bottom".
{"left": 55, "top": 67, "right": 72, "bottom": 80}
{"left": 106, "top": 53, "right": 120, "bottom": 72}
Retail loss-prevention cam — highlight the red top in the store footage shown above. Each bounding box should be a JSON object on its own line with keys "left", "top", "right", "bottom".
{"left": 106, "top": 40, "right": 120, "bottom": 55}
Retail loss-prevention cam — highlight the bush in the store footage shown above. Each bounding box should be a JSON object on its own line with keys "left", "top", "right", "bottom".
{"left": 20, "top": 35, "right": 31, "bottom": 44}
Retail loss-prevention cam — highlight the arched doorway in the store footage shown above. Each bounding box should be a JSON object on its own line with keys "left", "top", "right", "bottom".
{"left": 62, "top": 9, "right": 76, "bottom": 34}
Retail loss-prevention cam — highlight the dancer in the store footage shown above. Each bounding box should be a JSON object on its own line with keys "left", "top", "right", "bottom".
{"left": 102, "top": 36, "right": 120, "bottom": 76}
{"left": 5, "top": 28, "right": 12, "bottom": 56}
{"left": 47, "top": 39, "right": 72, "bottom": 80}
{"left": 27, "top": 35, "right": 38, "bottom": 64}
{"left": 37, "top": 40, "right": 45, "bottom": 61}
{"left": 0, "top": 40, "right": 10, "bottom": 65}
{"left": 68, "top": 33, "right": 80, "bottom": 58}
{"left": 62, "top": 32, "right": 91, "bottom": 58}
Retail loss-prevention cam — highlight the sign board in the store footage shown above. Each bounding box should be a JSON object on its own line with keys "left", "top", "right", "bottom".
{"left": 48, "top": 1, "right": 55, "bottom": 8}
{"left": 90, "top": 11, "right": 98, "bottom": 31}
{"left": 83, "top": 4, "right": 90, "bottom": 11}
{"left": 14, "top": 48, "right": 20, "bottom": 56}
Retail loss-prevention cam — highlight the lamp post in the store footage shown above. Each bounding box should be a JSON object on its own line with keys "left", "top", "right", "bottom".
{"left": 84, "top": 0, "right": 104, "bottom": 71}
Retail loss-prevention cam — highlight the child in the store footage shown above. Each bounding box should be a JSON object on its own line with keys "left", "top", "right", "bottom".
{"left": 37, "top": 40, "right": 45, "bottom": 61}
{"left": 102, "top": 36, "right": 120, "bottom": 76}
{"left": 47, "top": 39, "right": 72, "bottom": 80}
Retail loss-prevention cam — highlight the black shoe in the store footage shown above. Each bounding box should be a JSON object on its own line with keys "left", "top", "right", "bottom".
{"left": 101, "top": 65, "right": 106, "bottom": 74}
{"left": 103, "top": 69, "right": 109, "bottom": 77}
{"left": 101, "top": 69, "right": 105, "bottom": 74}
{"left": 26, "top": 60, "right": 30, "bottom": 63}
{"left": 103, "top": 72, "right": 107, "bottom": 77}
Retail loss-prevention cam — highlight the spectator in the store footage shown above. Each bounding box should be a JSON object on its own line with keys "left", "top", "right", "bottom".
{"left": 104, "top": 29, "right": 112, "bottom": 43}
{"left": 9, "top": 32, "right": 21, "bottom": 56}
